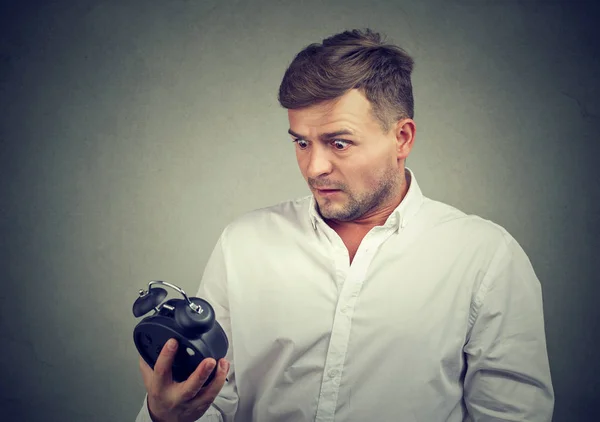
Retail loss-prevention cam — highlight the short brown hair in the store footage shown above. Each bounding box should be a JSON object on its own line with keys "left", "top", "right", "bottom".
{"left": 278, "top": 28, "right": 415, "bottom": 132}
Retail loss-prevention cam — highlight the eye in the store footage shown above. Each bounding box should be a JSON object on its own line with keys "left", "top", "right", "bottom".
{"left": 332, "top": 139, "right": 350, "bottom": 150}
{"left": 293, "top": 139, "right": 309, "bottom": 149}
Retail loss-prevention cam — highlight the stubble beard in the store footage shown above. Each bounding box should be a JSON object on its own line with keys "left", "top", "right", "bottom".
{"left": 315, "top": 166, "right": 401, "bottom": 222}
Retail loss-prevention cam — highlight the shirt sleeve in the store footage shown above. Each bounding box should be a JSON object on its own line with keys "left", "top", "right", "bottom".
{"left": 195, "top": 231, "right": 239, "bottom": 421}
{"left": 134, "top": 232, "right": 239, "bottom": 422}
{"left": 463, "top": 236, "right": 554, "bottom": 421}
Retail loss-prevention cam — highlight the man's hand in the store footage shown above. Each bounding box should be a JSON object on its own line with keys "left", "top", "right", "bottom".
{"left": 139, "top": 338, "right": 230, "bottom": 422}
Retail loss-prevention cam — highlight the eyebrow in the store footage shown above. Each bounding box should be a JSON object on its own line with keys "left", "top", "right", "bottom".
{"left": 288, "top": 128, "right": 356, "bottom": 141}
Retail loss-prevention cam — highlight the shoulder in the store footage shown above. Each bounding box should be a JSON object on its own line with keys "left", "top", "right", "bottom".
{"left": 221, "top": 195, "right": 312, "bottom": 241}
{"left": 418, "top": 197, "right": 526, "bottom": 268}
{"left": 419, "top": 197, "right": 538, "bottom": 301}
{"left": 421, "top": 196, "right": 514, "bottom": 243}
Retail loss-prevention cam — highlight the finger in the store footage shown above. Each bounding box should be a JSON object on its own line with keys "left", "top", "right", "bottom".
{"left": 190, "top": 358, "right": 229, "bottom": 404}
{"left": 178, "top": 357, "right": 218, "bottom": 401}
{"left": 153, "top": 338, "right": 178, "bottom": 389}
{"left": 178, "top": 357, "right": 217, "bottom": 400}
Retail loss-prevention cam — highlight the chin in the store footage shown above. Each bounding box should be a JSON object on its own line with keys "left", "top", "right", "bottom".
{"left": 320, "top": 205, "right": 348, "bottom": 220}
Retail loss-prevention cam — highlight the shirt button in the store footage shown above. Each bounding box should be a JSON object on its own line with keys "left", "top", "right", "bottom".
{"left": 328, "top": 369, "right": 339, "bottom": 378}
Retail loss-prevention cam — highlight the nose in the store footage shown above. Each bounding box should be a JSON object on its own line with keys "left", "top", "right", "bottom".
{"left": 305, "top": 145, "right": 333, "bottom": 179}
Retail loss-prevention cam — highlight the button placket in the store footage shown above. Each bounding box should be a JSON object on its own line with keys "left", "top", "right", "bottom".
{"left": 315, "top": 225, "right": 398, "bottom": 422}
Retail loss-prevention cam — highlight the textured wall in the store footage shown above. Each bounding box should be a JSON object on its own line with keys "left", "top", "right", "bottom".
{"left": 1, "top": 0, "right": 598, "bottom": 420}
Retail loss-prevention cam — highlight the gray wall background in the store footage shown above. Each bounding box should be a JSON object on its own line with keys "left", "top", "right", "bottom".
{"left": 1, "top": 0, "right": 598, "bottom": 420}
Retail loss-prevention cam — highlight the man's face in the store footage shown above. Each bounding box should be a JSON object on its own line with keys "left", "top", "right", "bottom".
{"left": 288, "top": 89, "right": 408, "bottom": 222}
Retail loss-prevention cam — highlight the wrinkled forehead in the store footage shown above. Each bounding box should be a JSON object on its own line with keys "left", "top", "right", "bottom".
{"left": 287, "top": 91, "right": 377, "bottom": 137}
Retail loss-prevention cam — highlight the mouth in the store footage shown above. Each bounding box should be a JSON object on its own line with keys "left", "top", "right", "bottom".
{"left": 315, "top": 188, "right": 341, "bottom": 196}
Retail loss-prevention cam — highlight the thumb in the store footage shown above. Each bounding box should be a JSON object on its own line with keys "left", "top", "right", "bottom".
{"left": 152, "top": 338, "right": 179, "bottom": 389}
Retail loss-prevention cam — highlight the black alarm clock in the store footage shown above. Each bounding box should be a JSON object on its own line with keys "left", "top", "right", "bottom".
{"left": 132, "top": 280, "right": 228, "bottom": 385}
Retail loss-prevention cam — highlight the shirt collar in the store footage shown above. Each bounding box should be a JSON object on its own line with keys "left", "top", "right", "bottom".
{"left": 308, "top": 167, "right": 424, "bottom": 232}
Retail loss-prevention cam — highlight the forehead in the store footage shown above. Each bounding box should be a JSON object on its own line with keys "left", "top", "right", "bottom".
{"left": 288, "top": 89, "right": 379, "bottom": 135}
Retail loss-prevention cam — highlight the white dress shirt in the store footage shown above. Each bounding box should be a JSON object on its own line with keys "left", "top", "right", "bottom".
{"left": 136, "top": 168, "right": 554, "bottom": 422}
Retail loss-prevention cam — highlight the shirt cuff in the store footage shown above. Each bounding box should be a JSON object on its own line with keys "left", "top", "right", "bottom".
{"left": 135, "top": 394, "right": 223, "bottom": 422}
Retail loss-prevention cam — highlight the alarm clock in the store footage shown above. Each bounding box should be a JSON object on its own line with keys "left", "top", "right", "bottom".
{"left": 132, "top": 280, "right": 228, "bottom": 385}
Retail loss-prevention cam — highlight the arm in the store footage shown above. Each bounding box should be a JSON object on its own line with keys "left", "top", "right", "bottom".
{"left": 463, "top": 237, "right": 554, "bottom": 421}
{"left": 135, "top": 232, "right": 239, "bottom": 422}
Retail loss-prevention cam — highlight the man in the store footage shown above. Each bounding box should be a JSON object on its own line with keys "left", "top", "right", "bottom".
{"left": 136, "top": 29, "right": 554, "bottom": 422}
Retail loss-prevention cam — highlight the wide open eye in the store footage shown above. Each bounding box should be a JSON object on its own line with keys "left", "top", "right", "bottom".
{"left": 293, "top": 139, "right": 309, "bottom": 149}
{"left": 332, "top": 139, "right": 350, "bottom": 150}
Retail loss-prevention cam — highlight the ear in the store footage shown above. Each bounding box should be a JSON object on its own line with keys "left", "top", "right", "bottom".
{"left": 394, "top": 118, "right": 416, "bottom": 161}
